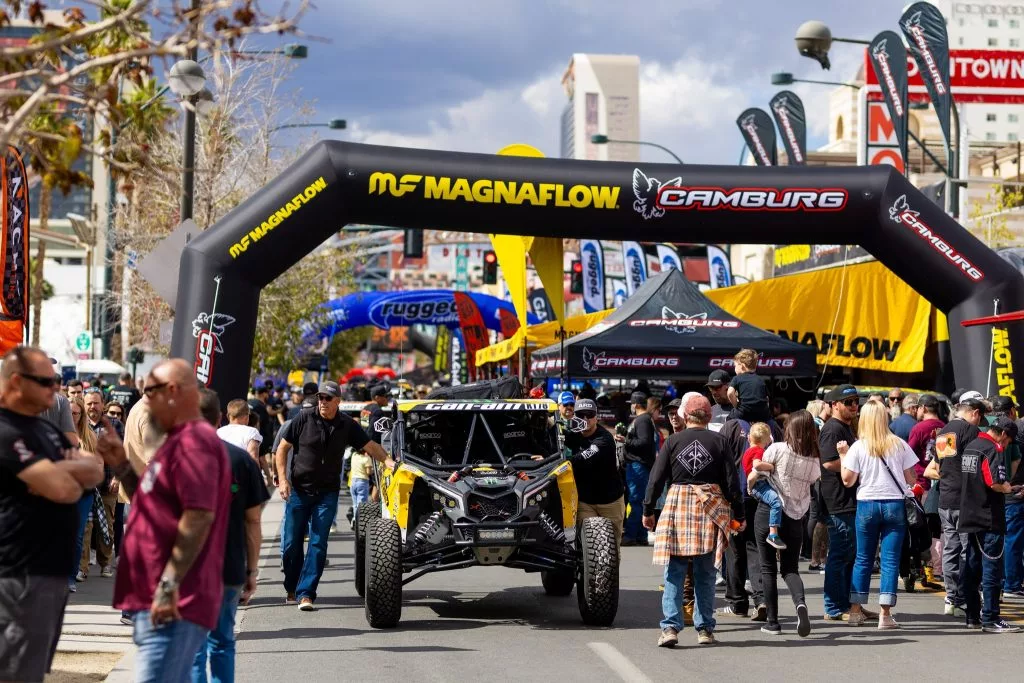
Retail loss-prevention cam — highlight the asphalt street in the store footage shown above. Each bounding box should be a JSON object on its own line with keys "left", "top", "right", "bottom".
{"left": 235, "top": 494, "right": 1024, "bottom": 682}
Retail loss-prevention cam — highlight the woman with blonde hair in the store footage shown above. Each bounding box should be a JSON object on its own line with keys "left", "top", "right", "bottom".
{"left": 840, "top": 400, "right": 919, "bottom": 629}
{"left": 68, "top": 396, "right": 98, "bottom": 590}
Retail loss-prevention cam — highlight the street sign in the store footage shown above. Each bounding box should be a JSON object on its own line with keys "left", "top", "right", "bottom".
{"left": 75, "top": 331, "right": 92, "bottom": 353}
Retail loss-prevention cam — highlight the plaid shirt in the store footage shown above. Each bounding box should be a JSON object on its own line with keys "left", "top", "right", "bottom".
{"left": 652, "top": 483, "right": 732, "bottom": 567}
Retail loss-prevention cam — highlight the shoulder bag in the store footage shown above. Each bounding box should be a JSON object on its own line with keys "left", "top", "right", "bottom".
{"left": 880, "top": 451, "right": 930, "bottom": 547}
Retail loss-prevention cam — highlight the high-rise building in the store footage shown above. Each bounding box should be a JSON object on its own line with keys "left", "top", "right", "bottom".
{"left": 560, "top": 54, "right": 640, "bottom": 162}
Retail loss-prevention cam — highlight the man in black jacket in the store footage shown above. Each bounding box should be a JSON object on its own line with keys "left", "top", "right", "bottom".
{"left": 617, "top": 391, "right": 657, "bottom": 546}
{"left": 570, "top": 399, "right": 625, "bottom": 542}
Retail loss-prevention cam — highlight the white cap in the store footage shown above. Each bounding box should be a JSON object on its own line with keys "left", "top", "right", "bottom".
{"left": 959, "top": 390, "right": 984, "bottom": 403}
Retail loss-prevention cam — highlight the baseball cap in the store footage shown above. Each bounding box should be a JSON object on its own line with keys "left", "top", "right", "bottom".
{"left": 558, "top": 391, "right": 576, "bottom": 406}
{"left": 824, "top": 384, "right": 859, "bottom": 403}
{"left": 959, "top": 390, "right": 985, "bottom": 404}
{"left": 667, "top": 398, "right": 682, "bottom": 410}
{"left": 290, "top": 384, "right": 302, "bottom": 394}
{"left": 317, "top": 381, "right": 342, "bottom": 399}
{"left": 302, "top": 382, "right": 319, "bottom": 396}
{"left": 370, "top": 384, "right": 390, "bottom": 398}
{"left": 991, "top": 395, "right": 1019, "bottom": 414}
{"left": 959, "top": 397, "right": 987, "bottom": 414}
{"left": 706, "top": 369, "right": 731, "bottom": 387}
{"left": 989, "top": 415, "right": 1019, "bottom": 441}
{"left": 679, "top": 392, "right": 712, "bottom": 421}
{"left": 574, "top": 398, "right": 597, "bottom": 416}
{"left": 630, "top": 391, "right": 647, "bottom": 406}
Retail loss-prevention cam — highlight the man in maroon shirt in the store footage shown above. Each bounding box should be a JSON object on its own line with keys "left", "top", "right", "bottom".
{"left": 95, "top": 359, "right": 231, "bottom": 683}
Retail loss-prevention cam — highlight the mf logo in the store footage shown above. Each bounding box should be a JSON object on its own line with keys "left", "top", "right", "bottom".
{"left": 369, "top": 172, "right": 422, "bottom": 197}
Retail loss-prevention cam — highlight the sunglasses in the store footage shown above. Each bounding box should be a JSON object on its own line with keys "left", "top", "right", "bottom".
{"left": 143, "top": 381, "right": 169, "bottom": 397}
{"left": 107, "top": 410, "right": 123, "bottom": 418}
{"left": 317, "top": 394, "right": 339, "bottom": 402}
{"left": 889, "top": 396, "right": 903, "bottom": 402}
{"left": 84, "top": 386, "right": 103, "bottom": 394}
{"left": 576, "top": 412, "right": 597, "bottom": 420}
{"left": 18, "top": 372, "right": 57, "bottom": 388}
{"left": 841, "top": 398, "right": 859, "bottom": 408}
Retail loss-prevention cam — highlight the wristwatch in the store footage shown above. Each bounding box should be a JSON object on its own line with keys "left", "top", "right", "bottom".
{"left": 157, "top": 576, "right": 178, "bottom": 595}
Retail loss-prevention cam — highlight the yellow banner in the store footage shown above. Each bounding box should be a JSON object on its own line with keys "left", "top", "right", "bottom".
{"left": 476, "top": 308, "right": 613, "bottom": 365}
{"left": 705, "top": 261, "right": 948, "bottom": 373}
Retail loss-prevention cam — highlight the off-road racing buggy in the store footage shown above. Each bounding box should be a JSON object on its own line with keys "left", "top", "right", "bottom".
{"left": 353, "top": 398, "right": 619, "bottom": 629}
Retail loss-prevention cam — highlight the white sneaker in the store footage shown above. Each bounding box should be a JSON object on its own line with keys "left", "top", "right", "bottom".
{"left": 100, "top": 566, "right": 113, "bottom": 578}
{"left": 75, "top": 570, "right": 86, "bottom": 582}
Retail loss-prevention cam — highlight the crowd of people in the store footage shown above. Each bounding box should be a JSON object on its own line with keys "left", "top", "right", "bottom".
{"left": 4, "top": 340, "right": 1024, "bottom": 680}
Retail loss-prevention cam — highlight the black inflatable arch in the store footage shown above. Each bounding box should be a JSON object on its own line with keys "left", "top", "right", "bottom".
{"left": 171, "top": 141, "right": 1024, "bottom": 403}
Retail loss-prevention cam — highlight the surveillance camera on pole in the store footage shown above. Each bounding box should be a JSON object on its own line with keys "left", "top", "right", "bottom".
{"left": 795, "top": 20, "right": 833, "bottom": 70}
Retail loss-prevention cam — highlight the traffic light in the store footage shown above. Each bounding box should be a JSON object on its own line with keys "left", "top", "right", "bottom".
{"left": 403, "top": 229, "right": 423, "bottom": 258}
{"left": 482, "top": 250, "right": 498, "bottom": 284}
{"left": 570, "top": 259, "right": 583, "bottom": 294}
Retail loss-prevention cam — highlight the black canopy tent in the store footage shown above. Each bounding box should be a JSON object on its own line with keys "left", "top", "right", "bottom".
{"left": 529, "top": 269, "right": 817, "bottom": 379}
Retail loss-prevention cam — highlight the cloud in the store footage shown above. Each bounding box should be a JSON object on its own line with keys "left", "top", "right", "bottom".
{"left": 346, "top": 55, "right": 753, "bottom": 164}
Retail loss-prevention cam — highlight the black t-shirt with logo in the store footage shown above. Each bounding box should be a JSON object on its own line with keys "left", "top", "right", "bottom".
{"left": 366, "top": 403, "right": 388, "bottom": 444}
{"left": 936, "top": 419, "right": 981, "bottom": 510}
{"left": 643, "top": 427, "right": 743, "bottom": 519}
{"left": 0, "top": 408, "right": 77, "bottom": 577}
{"left": 221, "top": 440, "right": 270, "bottom": 585}
{"left": 289, "top": 409, "right": 370, "bottom": 495}
{"left": 958, "top": 433, "right": 1007, "bottom": 534}
{"left": 107, "top": 385, "right": 141, "bottom": 414}
{"left": 569, "top": 427, "right": 623, "bottom": 505}
{"left": 819, "top": 418, "right": 858, "bottom": 516}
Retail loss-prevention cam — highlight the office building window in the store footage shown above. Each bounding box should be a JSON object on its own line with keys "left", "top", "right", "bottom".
{"left": 959, "top": 36, "right": 965, "bottom": 46}
{"left": 1012, "top": 19, "right": 1021, "bottom": 29}
{"left": 1010, "top": 133, "right": 1020, "bottom": 141}
{"left": 988, "top": 19, "right": 999, "bottom": 27}
{"left": 1012, "top": 38, "right": 1021, "bottom": 48}
{"left": 987, "top": 113, "right": 998, "bottom": 122}
{"left": 985, "top": 132, "right": 997, "bottom": 141}
{"left": 988, "top": 37, "right": 999, "bottom": 46}
{"left": 1009, "top": 114, "right": 1020, "bottom": 123}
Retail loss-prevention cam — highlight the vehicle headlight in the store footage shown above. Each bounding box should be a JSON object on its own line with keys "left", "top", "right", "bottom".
{"left": 525, "top": 482, "right": 552, "bottom": 508}
{"left": 430, "top": 486, "right": 461, "bottom": 511}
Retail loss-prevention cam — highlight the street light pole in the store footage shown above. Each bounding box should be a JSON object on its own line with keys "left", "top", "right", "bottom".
{"left": 590, "top": 134, "right": 684, "bottom": 164}
{"left": 180, "top": 0, "right": 200, "bottom": 222}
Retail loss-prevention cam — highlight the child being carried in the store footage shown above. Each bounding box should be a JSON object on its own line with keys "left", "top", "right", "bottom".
{"left": 741, "top": 422, "right": 786, "bottom": 550}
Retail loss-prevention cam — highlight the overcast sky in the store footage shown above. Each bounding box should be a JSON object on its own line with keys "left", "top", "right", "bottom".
{"left": 257, "top": 0, "right": 913, "bottom": 164}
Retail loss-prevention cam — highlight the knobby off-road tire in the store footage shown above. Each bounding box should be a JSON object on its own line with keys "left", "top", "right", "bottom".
{"left": 541, "top": 569, "right": 576, "bottom": 596}
{"left": 577, "top": 516, "right": 619, "bottom": 626}
{"left": 354, "top": 501, "right": 381, "bottom": 598}
{"left": 364, "top": 517, "right": 403, "bottom": 628}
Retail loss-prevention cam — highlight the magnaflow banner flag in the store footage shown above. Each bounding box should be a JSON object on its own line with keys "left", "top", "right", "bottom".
{"left": 706, "top": 245, "right": 733, "bottom": 289}
{"left": 869, "top": 30, "right": 910, "bottom": 168}
{"left": 769, "top": 91, "right": 807, "bottom": 166}
{"left": 580, "top": 239, "right": 605, "bottom": 313}
{"left": 656, "top": 244, "right": 681, "bottom": 272}
{"left": 736, "top": 108, "right": 776, "bottom": 166}
{"left": 900, "top": 2, "right": 953, "bottom": 152}
{"left": 0, "top": 146, "right": 29, "bottom": 354}
{"left": 621, "top": 241, "right": 647, "bottom": 296}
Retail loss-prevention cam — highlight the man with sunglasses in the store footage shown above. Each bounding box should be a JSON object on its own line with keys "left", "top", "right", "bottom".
{"left": 97, "top": 359, "right": 232, "bottom": 682}
{"left": 819, "top": 384, "right": 865, "bottom": 622}
{"left": 274, "top": 381, "right": 394, "bottom": 612}
{"left": 0, "top": 346, "right": 104, "bottom": 682}
{"left": 568, "top": 399, "right": 625, "bottom": 542}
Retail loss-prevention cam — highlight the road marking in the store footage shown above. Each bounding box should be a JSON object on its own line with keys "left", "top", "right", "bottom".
{"left": 587, "top": 642, "right": 652, "bottom": 683}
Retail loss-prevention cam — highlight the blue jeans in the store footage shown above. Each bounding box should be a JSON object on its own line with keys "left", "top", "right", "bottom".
{"left": 661, "top": 552, "right": 717, "bottom": 633}
{"left": 1003, "top": 503, "right": 1024, "bottom": 591}
{"left": 191, "top": 586, "right": 241, "bottom": 683}
{"left": 350, "top": 478, "right": 371, "bottom": 512}
{"left": 71, "top": 490, "right": 95, "bottom": 582}
{"left": 964, "top": 531, "right": 1004, "bottom": 625}
{"left": 624, "top": 462, "right": 650, "bottom": 542}
{"left": 850, "top": 500, "right": 906, "bottom": 607}
{"left": 824, "top": 512, "right": 856, "bottom": 616}
{"left": 751, "top": 479, "right": 783, "bottom": 529}
{"left": 132, "top": 611, "right": 208, "bottom": 683}
{"left": 282, "top": 490, "right": 339, "bottom": 601}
